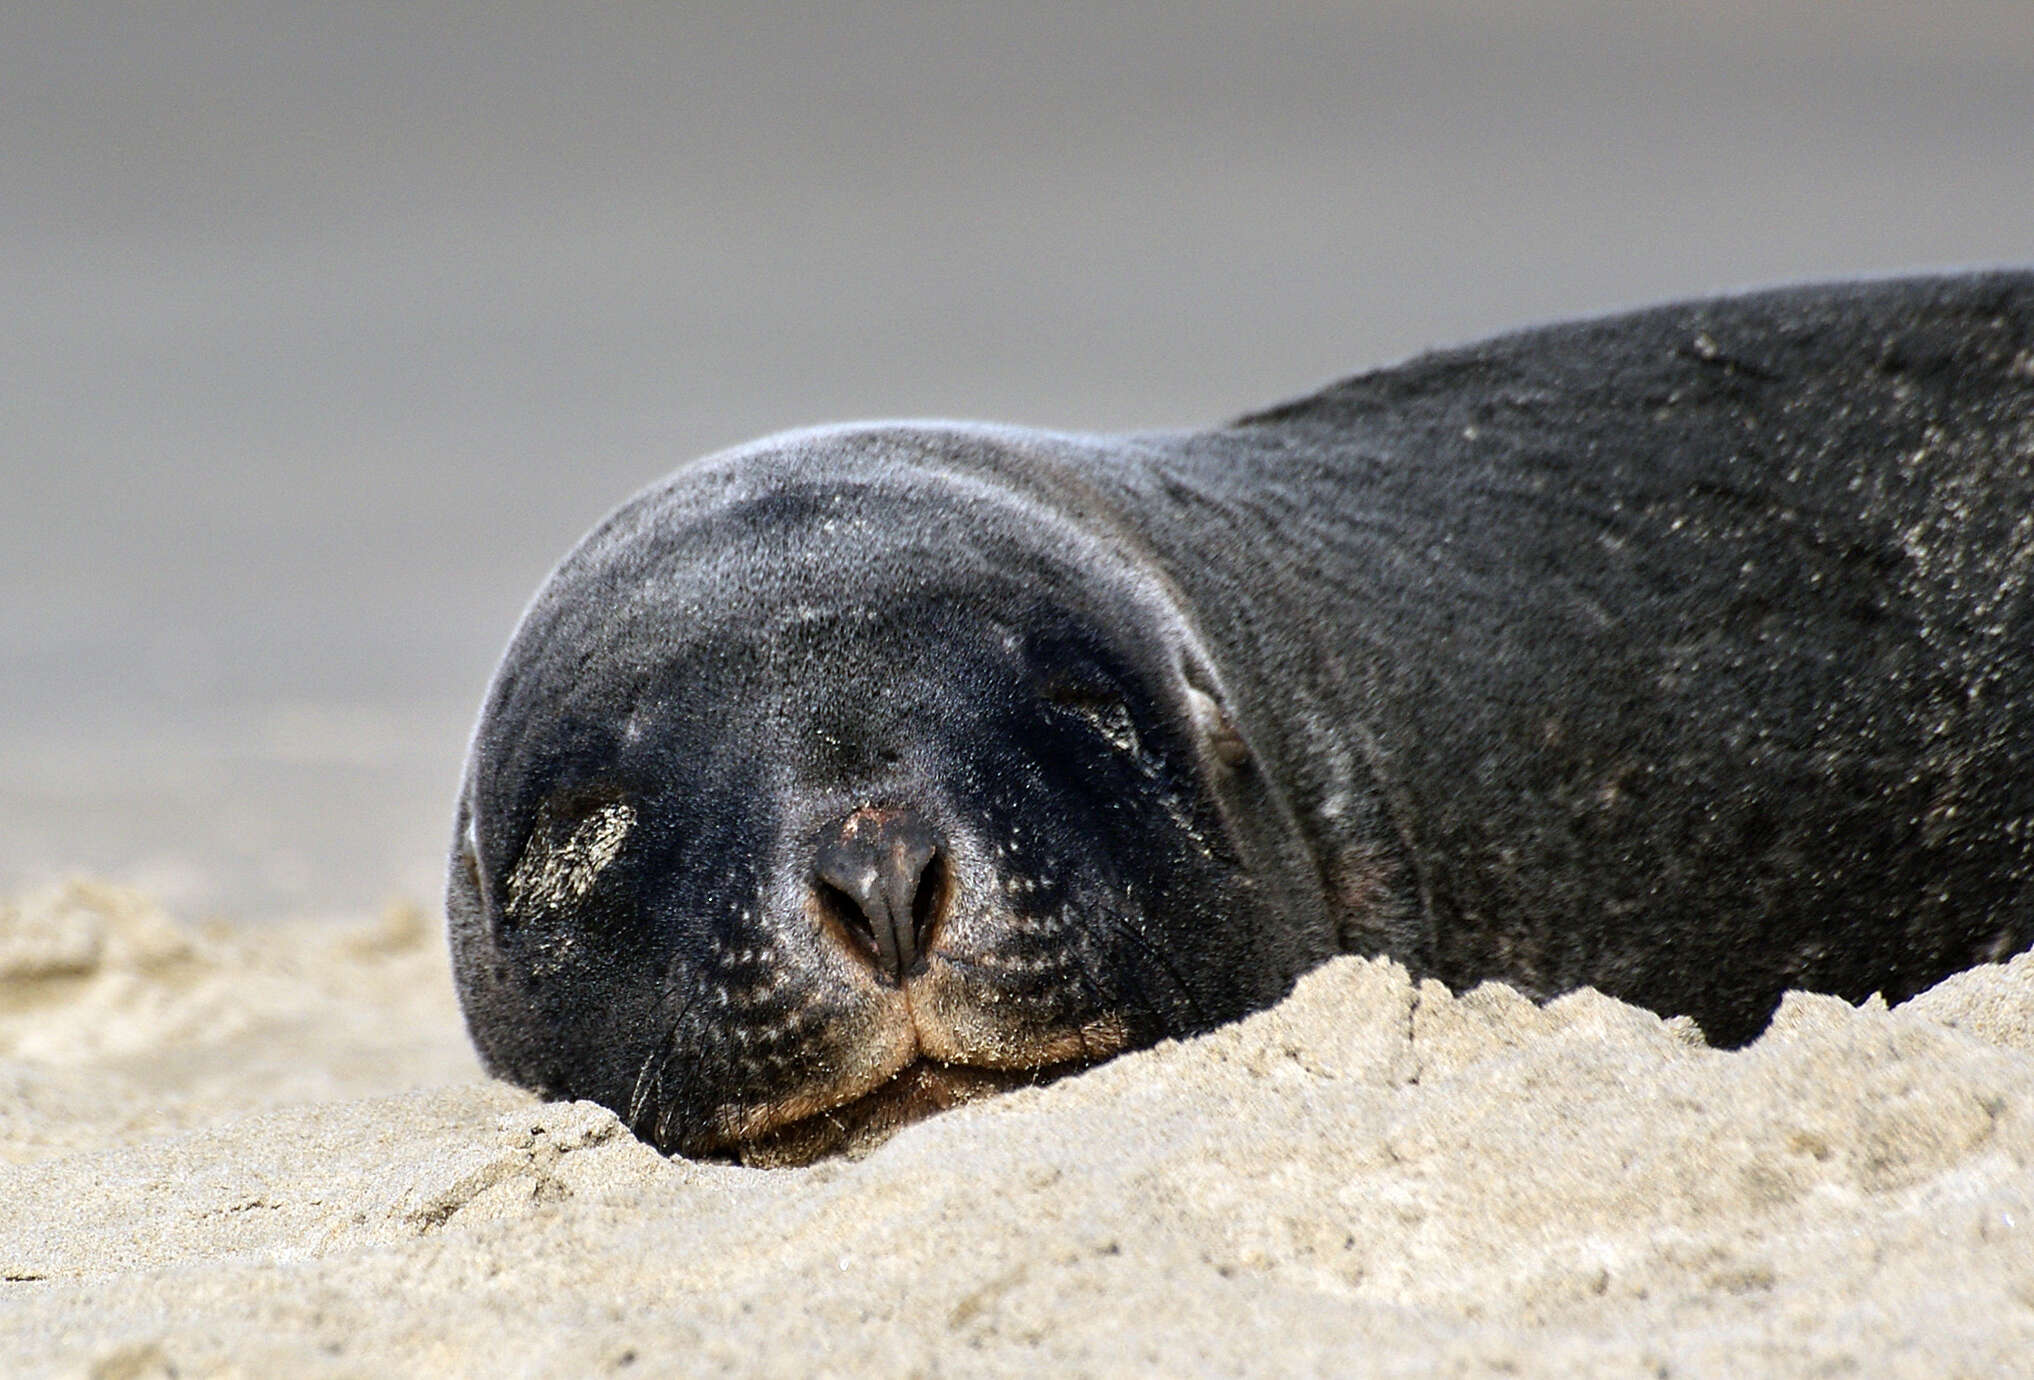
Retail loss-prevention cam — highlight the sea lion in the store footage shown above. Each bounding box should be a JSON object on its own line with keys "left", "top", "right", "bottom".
{"left": 450, "top": 271, "right": 2034, "bottom": 1163}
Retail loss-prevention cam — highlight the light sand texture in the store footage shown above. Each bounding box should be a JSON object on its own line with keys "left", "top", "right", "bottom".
{"left": 3, "top": 882, "right": 2031, "bottom": 1377}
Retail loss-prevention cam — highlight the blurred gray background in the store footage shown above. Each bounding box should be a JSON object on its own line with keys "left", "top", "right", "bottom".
{"left": 5, "top": 1, "right": 2031, "bottom": 920}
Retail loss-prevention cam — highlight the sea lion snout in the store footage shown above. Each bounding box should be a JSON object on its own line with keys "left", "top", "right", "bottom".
{"left": 812, "top": 806, "right": 949, "bottom": 982}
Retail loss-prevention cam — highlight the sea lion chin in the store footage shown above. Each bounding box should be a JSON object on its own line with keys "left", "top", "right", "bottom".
{"left": 451, "top": 271, "right": 2034, "bottom": 1162}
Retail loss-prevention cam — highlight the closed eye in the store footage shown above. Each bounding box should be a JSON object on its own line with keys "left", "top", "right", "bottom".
{"left": 1042, "top": 678, "right": 1142, "bottom": 757}
{"left": 504, "top": 791, "right": 638, "bottom": 925}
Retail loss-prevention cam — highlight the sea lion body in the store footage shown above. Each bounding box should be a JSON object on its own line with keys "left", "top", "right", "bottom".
{"left": 452, "top": 272, "right": 2034, "bottom": 1158}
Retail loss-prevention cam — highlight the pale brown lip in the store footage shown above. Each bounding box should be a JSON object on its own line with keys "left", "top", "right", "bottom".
{"left": 725, "top": 1057, "right": 1087, "bottom": 1168}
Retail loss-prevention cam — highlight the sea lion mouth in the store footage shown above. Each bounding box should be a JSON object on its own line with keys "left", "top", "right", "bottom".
{"left": 722, "top": 1057, "right": 1087, "bottom": 1168}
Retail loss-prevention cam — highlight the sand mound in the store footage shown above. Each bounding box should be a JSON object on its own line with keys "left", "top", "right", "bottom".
{"left": 3, "top": 884, "right": 2030, "bottom": 1376}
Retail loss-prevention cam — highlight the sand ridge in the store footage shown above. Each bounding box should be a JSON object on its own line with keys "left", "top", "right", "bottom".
{"left": 2, "top": 882, "right": 2031, "bottom": 1376}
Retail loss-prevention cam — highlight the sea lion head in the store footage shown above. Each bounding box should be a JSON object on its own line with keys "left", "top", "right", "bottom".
{"left": 449, "top": 425, "right": 1332, "bottom": 1162}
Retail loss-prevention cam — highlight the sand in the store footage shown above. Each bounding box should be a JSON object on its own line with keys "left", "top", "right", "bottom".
{"left": 3, "top": 882, "right": 2030, "bottom": 1377}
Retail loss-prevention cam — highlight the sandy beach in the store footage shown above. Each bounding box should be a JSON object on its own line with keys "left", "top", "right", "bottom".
{"left": 4, "top": 880, "right": 2029, "bottom": 1376}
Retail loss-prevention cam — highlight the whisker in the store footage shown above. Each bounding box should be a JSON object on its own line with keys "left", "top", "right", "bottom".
{"left": 1086, "top": 900, "right": 1206, "bottom": 1028}
{"left": 636, "top": 981, "right": 704, "bottom": 1149}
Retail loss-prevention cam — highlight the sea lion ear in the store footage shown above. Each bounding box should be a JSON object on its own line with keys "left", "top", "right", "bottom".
{"left": 1180, "top": 655, "right": 1251, "bottom": 769}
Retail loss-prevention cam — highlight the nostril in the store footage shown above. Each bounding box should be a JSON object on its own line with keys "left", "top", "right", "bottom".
{"left": 815, "top": 878, "right": 879, "bottom": 962}
{"left": 911, "top": 851, "right": 948, "bottom": 955}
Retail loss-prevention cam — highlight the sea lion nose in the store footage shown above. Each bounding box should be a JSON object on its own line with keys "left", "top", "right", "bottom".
{"left": 813, "top": 807, "right": 948, "bottom": 982}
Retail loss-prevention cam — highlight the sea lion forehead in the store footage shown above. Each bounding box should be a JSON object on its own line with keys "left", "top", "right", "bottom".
{"left": 603, "top": 422, "right": 1064, "bottom": 538}
{"left": 694, "top": 427, "right": 1096, "bottom": 557}
{"left": 565, "top": 425, "right": 1179, "bottom": 647}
